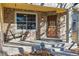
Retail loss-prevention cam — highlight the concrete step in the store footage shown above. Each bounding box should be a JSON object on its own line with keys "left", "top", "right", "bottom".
{"left": 39, "top": 38, "right": 63, "bottom": 42}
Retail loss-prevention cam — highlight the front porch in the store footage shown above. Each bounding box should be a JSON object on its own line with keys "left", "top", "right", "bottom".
{"left": 0, "top": 3, "right": 74, "bottom": 56}
{"left": 0, "top": 3, "right": 67, "bottom": 43}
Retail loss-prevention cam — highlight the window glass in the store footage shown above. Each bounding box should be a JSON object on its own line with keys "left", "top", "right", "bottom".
{"left": 16, "top": 13, "right": 36, "bottom": 30}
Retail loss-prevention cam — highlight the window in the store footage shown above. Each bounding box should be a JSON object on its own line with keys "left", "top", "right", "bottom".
{"left": 72, "top": 13, "right": 78, "bottom": 32}
{"left": 16, "top": 13, "right": 36, "bottom": 30}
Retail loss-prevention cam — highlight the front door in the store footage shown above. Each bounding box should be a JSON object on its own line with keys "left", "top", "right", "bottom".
{"left": 47, "top": 15, "right": 58, "bottom": 38}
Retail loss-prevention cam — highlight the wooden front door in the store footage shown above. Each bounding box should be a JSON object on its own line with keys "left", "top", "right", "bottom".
{"left": 47, "top": 15, "right": 58, "bottom": 38}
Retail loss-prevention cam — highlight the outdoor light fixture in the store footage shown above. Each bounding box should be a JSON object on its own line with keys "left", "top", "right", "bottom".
{"left": 42, "top": 17, "right": 44, "bottom": 20}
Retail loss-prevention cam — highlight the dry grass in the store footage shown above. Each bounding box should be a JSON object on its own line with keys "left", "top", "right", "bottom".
{"left": 71, "top": 48, "right": 79, "bottom": 54}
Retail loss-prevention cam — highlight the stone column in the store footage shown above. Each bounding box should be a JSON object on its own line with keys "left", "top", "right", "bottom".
{"left": 0, "top": 4, "right": 4, "bottom": 55}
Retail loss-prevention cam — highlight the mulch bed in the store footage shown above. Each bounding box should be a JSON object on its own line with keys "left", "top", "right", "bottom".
{"left": 11, "top": 49, "right": 53, "bottom": 56}
{"left": 30, "top": 49, "right": 53, "bottom": 56}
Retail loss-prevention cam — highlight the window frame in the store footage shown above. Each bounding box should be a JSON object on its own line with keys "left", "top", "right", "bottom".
{"left": 15, "top": 11, "right": 38, "bottom": 31}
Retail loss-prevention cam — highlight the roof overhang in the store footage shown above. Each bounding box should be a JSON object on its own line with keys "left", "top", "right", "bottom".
{"left": 0, "top": 3, "right": 67, "bottom": 14}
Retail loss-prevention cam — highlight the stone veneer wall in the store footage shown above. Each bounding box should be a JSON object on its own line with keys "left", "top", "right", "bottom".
{"left": 40, "top": 13, "right": 47, "bottom": 39}
{"left": 3, "top": 7, "right": 65, "bottom": 42}
{"left": 3, "top": 8, "right": 43, "bottom": 42}
{"left": 40, "top": 13, "right": 61, "bottom": 39}
{"left": 59, "top": 14, "right": 66, "bottom": 40}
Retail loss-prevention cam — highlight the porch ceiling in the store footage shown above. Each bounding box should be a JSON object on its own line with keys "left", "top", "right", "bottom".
{"left": 0, "top": 3, "right": 67, "bottom": 14}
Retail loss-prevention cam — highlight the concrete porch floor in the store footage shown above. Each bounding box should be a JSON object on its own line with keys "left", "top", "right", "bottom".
{"left": 2, "top": 39, "right": 63, "bottom": 55}
{"left": 0, "top": 38, "right": 77, "bottom": 56}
